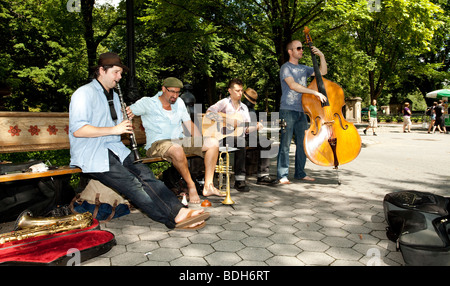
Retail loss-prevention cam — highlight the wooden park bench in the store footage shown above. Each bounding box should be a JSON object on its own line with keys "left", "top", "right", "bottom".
{"left": 0, "top": 111, "right": 268, "bottom": 184}
{"left": 0, "top": 111, "right": 196, "bottom": 183}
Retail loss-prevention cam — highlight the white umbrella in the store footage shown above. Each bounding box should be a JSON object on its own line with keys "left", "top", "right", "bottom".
{"left": 426, "top": 89, "right": 450, "bottom": 99}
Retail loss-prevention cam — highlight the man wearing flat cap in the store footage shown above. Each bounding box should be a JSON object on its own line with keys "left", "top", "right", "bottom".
{"left": 129, "top": 77, "right": 222, "bottom": 204}
{"left": 69, "top": 54, "right": 209, "bottom": 230}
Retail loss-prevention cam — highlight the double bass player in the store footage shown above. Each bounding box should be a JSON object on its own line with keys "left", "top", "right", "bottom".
{"left": 277, "top": 40, "right": 328, "bottom": 185}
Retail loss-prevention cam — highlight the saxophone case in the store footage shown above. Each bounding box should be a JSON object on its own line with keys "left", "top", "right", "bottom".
{"left": 0, "top": 217, "right": 116, "bottom": 266}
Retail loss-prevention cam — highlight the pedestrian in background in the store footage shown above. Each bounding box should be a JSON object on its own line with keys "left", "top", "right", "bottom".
{"left": 363, "top": 99, "right": 378, "bottom": 136}
{"left": 427, "top": 102, "right": 437, "bottom": 134}
{"left": 402, "top": 102, "right": 412, "bottom": 133}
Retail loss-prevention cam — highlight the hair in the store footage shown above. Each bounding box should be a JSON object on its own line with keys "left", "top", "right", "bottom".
{"left": 228, "top": 78, "right": 243, "bottom": 89}
{"left": 404, "top": 102, "right": 409, "bottom": 107}
{"left": 286, "top": 40, "right": 301, "bottom": 52}
{"left": 438, "top": 99, "right": 443, "bottom": 104}
{"left": 433, "top": 102, "right": 438, "bottom": 106}
{"left": 94, "top": 65, "right": 114, "bottom": 79}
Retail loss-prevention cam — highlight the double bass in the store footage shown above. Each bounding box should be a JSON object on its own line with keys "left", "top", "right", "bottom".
{"left": 301, "top": 26, "right": 361, "bottom": 171}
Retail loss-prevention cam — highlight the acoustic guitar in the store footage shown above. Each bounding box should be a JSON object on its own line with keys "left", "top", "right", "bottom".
{"left": 202, "top": 112, "right": 247, "bottom": 141}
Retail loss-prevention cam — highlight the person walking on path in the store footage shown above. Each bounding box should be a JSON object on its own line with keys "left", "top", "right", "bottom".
{"left": 402, "top": 102, "right": 412, "bottom": 133}
{"left": 432, "top": 100, "right": 447, "bottom": 134}
{"left": 427, "top": 102, "right": 437, "bottom": 134}
{"left": 363, "top": 99, "right": 378, "bottom": 136}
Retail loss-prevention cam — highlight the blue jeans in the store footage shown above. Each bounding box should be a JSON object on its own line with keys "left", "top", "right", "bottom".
{"left": 277, "top": 109, "right": 308, "bottom": 180}
{"left": 87, "top": 150, "right": 183, "bottom": 229}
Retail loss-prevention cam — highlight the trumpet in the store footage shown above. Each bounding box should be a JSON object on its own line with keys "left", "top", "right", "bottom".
{"left": 116, "top": 82, "right": 142, "bottom": 163}
{"left": 215, "top": 145, "right": 234, "bottom": 205}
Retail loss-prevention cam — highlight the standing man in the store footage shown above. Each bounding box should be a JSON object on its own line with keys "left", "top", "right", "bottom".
{"left": 69, "top": 53, "right": 209, "bottom": 230}
{"left": 277, "top": 40, "right": 327, "bottom": 184}
{"left": 363, "top": 99, "right": 378, "bottom": 136}
{"left": 207, "top": 79, "right": 252, "bottom": 192}
{"left": 129, "top": 77, "right": 221, "bottom": 204}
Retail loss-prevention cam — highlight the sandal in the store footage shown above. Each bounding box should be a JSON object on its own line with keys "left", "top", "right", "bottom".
{"left": 175, "top": 210, "right": 210, "bottom": 229}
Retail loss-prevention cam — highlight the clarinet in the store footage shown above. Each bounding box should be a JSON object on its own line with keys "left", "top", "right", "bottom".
{"left": 116, "top": 83, "right": 143, "bottom": 163}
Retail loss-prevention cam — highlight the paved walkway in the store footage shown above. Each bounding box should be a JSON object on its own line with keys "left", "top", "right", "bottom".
{"left": 79, "top": 123, "right": 449, "bottom": 267}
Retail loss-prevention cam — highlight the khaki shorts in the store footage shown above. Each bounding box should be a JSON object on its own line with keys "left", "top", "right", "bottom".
{"left": 368, "top": 117, "right": 378, "bottom": 128}
{"left": 146, "top": 137, "right": 205, "bottom": 162}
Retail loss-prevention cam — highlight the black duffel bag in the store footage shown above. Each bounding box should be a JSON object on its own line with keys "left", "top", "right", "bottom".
{"left": 0, "top": 176, "right": 75, "bottom": 223}
{"left": 383, "top": 190, "right": 450, "bottom": 266}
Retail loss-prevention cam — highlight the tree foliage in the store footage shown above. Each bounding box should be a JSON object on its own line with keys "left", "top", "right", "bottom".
{"left": 1, "top": 0, "right": 448, "bottom": 113}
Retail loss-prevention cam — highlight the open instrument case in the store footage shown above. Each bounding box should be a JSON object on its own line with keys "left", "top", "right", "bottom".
{"left": 0, "top": 218, "right": 115, "bottom": 266}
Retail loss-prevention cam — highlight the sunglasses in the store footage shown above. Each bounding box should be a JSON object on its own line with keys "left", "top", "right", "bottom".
{"left": 295, "top": 47, "right": 304, "bottom": 51}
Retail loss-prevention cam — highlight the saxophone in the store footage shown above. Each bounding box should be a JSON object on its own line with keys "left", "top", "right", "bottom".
{"left": 0, "top": 212, "right": 93, "bottom": 244}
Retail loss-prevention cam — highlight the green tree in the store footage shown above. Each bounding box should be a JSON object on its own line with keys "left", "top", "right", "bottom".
{"left": 0, "top": 0, "right": 87, "bottom": 111}
{"left": 350, "top": 0, "right": 444, "bottom": 102}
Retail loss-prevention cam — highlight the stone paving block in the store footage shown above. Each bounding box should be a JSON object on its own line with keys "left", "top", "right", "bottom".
{"left": 211, "top": 239, "right": 245, "bottom": 252}
{"left": 180, "top": 244, "right": 215, "bottom": 257}
{"left": 217, "top": 230, "right": 248, "bottom": 241}
{"left": 114, "top": 234, "right": 140, "bottom": 245}
{"left": 111, "top": 252, "right": 148, "bottom": 266}
{"left": 265, "top": 255, "right": 305, "bottom": 266}
{"left": 147, "top": 248, "right": 182, "bottom": 262}
{"left": 296, "top": 251, "right": 335, "bottom": 265}
{"left": 126, "top": 240, "right": 159, "bottom": 253}
{"left": 237, "top": 247, "right": 273, "bottom": 261}
{"left": 244, "top": 227, "right": 274, "bottom": 237}
{"left": 296, "top": 239, "right": 329, "bottom": 252}
{"left": 266, "top": 244, "right": 302, "bottom": 256}
{"left": 188, "top": 233, "right": 221, "bottom": 244}
{"left": 204, "top": 252, "right": 242, "bottom": 266}
{"left": 269, "top": 233, "right": 301, "bottom": 245}
{"left": 139, "top": 230, "right": 169, "bottom": 241}
{"left": 325, "top": 247, "right": 363, "bottom": 261}
{"left": 159, "top": 237, "right": 191, "bottom": 248}
{"left": 241, "top": 236, "right": 273, "bottom": 248}
{"left": 321, "top": 236, "right": 355, "bottom": 248}
{"left": 170, "top": 256, "right": 208, "bottom": 266}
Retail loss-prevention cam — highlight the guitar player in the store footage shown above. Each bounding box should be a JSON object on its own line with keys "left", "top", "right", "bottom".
{"left": 206, "top": 78, "right": 255, "bottom": 192}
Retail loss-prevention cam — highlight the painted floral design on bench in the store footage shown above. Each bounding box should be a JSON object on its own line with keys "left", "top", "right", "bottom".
{"left": 28, "top": 125, "right": 40, "bottom": 136}
{"left": 7, "top": 124, "right": 68, "bottom": 137}
{"left": 8, "top": 125, "right": 21, "bottom": 136}
{"left": 47, "top": 125, "right": 58, "bottom": 135}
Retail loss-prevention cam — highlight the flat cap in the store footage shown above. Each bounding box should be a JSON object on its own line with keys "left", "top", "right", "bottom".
{"left": 162, "top": 77, "right": 183, "bottom": 88}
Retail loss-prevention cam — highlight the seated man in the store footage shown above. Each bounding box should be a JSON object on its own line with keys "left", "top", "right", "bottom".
{"left": 69, "top": 53, "right": 208, "bottom": 230}
{"left": 129, "top": 77, "right": 222, "bottom": 204}
{"left": 206, "top": 78, "right": 254, "bottom": 192}
{"left": 242, "top": 88, "right": 278, "bottom": 185}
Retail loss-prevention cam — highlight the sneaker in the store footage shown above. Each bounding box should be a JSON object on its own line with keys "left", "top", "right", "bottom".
{"left": 363, "top": 129, "right": 367, "bottom": 135}
{"left": 234, "top": 181, "right": 250, "bottom": 192}
{"left": 257, "top": 176, "right": 278, "bottom": 185}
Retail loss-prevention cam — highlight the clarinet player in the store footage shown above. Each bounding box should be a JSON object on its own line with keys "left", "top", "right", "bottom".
{"left": 69, "top": 52, "right": 209, "bottom": 230}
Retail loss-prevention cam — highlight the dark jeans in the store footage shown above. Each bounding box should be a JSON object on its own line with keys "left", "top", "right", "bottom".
{"left": 87, "top": 150, "right": 183, "bottom": 229}
{"left": 277, "top": 109, "right": 308, "bottom": 180}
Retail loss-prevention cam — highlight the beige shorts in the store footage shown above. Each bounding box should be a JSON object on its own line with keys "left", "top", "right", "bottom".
{"left": 368, "top": 117, "right": 378, "bottom": 128}
{"left": 146, "top": 137, "right": 205, "bottom": 162}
